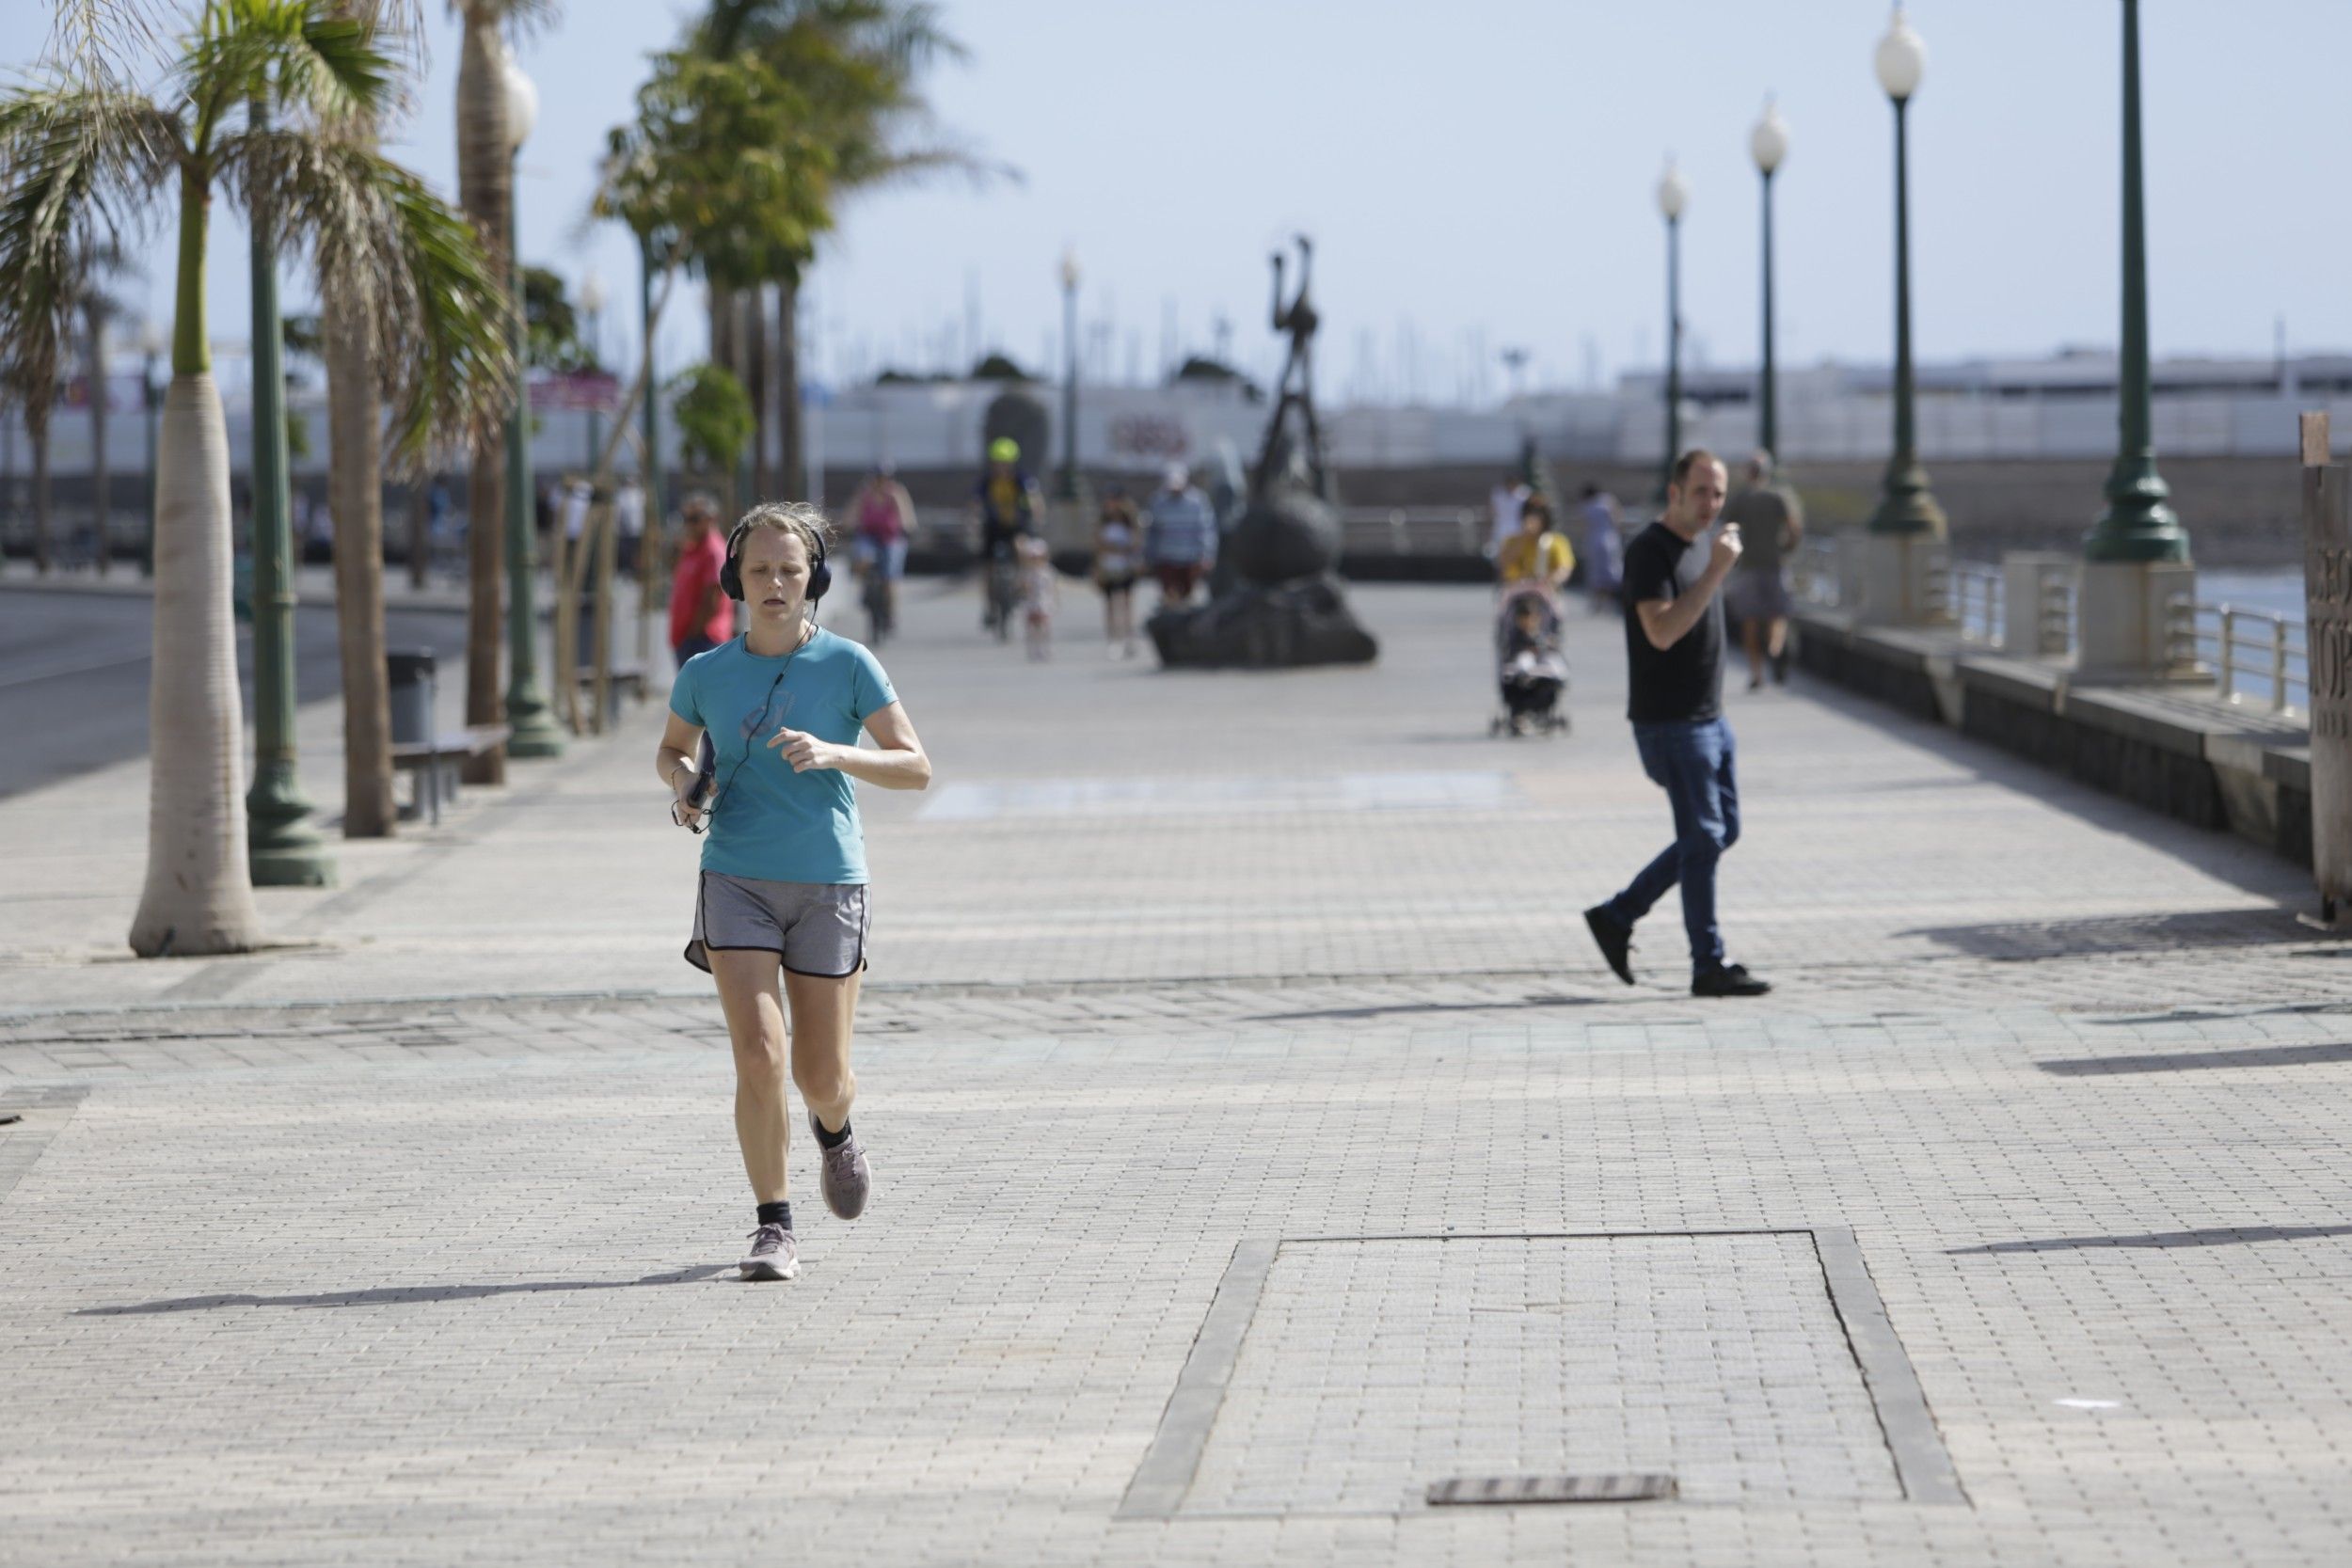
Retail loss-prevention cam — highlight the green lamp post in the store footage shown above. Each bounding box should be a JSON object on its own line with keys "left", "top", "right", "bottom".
{"left": 1656, "top": 156, "right": 1688, "bottom": 499}
{"left": 244, "top": 99, "right": 334, "bottom": 886}
{"left": 1750, "top": 98, "right": 1789, "bottom": 460}
{"left": 1868, "top": 7, "right": 1945, "bottom": 536}
{"left": 1056, "top": 246, "right": 1080, "bottom": 501}
{"left": 639, "top": 228, "right": 662, "bottom": 528}
{"left": 2085, "top": 0, "right": 2186, "bottom": 563}
{"left": 501, "top": 56, "right": 564, "bottom": 759}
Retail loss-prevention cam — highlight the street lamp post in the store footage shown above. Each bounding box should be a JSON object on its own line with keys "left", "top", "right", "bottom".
{"left": 138, "top": 320, "right": 164, "bottom": 578}
{"left": 244, "top": 97, "right": 334, "bottom": 886}
{"left": 501, "top": 58, "right": 563, "bottom": 759}
{"left": 2076, "top": 0, "right": 2194, "bottom": 679}
{"left": 1655, "top": 158, "right": 1689, "bottom": 499}
{"left": 1057, "top": 247, "right": 1080, "bottom": 500}
{"left": 580, "top": 268, "right": 606, "bottom": 472}
{"left": 2086, "top": 0, "right": 2186, "bottom": 566}
{"left": 1868, "top": 8, "right": 1944, "bottom": 540}
{"left": 638, "top": 227, "right": 662, "bottom": 531}
{"left": 1750, "top": 99, "right": 1789, "bottom": 461}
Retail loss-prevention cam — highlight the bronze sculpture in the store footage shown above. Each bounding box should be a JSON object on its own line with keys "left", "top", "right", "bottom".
{"left": 1149, "top": 236, "right": 1377, "bottom": 669}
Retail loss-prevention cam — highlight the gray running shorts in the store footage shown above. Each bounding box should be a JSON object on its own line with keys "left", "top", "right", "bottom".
{"left": 687, "top": 872, "right": 870, "bottom": 978}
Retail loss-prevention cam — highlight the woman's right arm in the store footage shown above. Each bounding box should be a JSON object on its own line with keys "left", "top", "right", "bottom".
{"left": 657, "top": 711, "right": 706, "bottom": 819}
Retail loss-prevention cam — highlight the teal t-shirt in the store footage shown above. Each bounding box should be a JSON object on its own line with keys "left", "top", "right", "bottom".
{"left": 669, "top": 628, "right": 898, "bottom": 884}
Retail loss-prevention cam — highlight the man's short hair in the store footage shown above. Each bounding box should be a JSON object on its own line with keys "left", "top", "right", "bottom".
{"left": 682, "top": 492, "right": 719, "bottom": 522}
{"left": 1670, "top": 448, "right": 1724, "bottom": 488}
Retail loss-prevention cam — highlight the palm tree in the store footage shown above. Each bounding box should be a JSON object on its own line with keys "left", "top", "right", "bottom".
{"left": 686, "top": 1, "right": 993, "bottom": 492}
{"left": 451, "top": 0, "right": 553, "bottom": 784}
{"left": 0, "top": 0, "right": 513, "bottom": 956}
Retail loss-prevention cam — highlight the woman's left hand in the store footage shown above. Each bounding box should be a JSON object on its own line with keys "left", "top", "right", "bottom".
{"left": 768, "top": 727, "right": 840, "bottom": 773}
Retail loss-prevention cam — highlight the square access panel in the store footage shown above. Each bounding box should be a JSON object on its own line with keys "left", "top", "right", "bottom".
{"left": 1121, "top": 1229, "right": 1964, "bottom": 1520}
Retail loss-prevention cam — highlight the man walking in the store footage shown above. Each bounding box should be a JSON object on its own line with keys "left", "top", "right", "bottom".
{"left": 1722, "top": 450, "right": 1804, "bottom": 689}
{"left": 1582, "top": 450, "right": 1772, "bottom": 998}
{"left": 1144, "top": 462, "right": 1217, "bottom": 608}
{"left": 667, "top": 493, "right": 732, "bottom": 669}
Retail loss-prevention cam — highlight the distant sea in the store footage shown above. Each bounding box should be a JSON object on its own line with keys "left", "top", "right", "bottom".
{"left": 2200, "top": 569, "right": 2304, "bottom": 621}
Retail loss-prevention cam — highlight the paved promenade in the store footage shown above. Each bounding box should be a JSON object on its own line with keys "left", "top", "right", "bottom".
{"left": 3, "top": 578, "right": 2347, "bottom": 1565}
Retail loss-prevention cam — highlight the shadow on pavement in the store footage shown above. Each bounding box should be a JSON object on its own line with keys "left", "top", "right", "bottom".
{"left": 1241, "top": 992, "right": 1610, "bottom": 1024}
{"left": 1949, "top": 1225, "right": 2352, "bottom": 1255}
{"left": 2039, "top": 1041, "right": 2352, "bottom": 1075}
{"left": 76, "top": 1263, "right": 733, "bottom": 1314}
{"left": 1788, "top": 676, "right": 2311, "bottom": 904}
{"left": 1900, "top": 907, "right": 2311, "bottom": 961}
{"left": 2087, "top": 1000, "right": 2352, "bottom": 1025}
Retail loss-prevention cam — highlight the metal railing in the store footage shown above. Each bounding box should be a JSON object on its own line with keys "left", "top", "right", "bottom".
{"left": 1945, "top": 561, "right": 2003, "bottom": 645}
{"left": 1791, "top": 537, "right": 1841, "bottom": 607}
{"left": 2177, "top": 600, "right": 2307, "bottom": 714}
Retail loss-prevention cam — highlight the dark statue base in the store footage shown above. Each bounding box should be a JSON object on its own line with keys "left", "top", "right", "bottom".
{"left": 1148, "top": 572, "right": 1377, "bottom": 669}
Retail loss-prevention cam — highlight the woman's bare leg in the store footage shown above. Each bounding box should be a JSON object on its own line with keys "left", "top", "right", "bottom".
{"left": 712, "top": 949, "right": 790, "bottom": 1202}
{"left": 786, "top": 967, "right": 860, "bottom": 1134}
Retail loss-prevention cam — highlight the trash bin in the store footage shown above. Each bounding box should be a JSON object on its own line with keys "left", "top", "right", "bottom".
{"left": 386, "top": 648, "right": 437, "bottom": 746}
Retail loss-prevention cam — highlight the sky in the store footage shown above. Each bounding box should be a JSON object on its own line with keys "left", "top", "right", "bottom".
{"left": 10, "top": 0, "right": 2351, "bottom": 404}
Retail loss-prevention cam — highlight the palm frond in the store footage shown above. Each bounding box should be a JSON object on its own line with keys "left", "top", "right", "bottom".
{"left": 0, "top": 84, "right": 182, "bottom": 424}
{"left": 181, "top": 0, "right": 398, "bottom": 138}
{"left": 40, "top": 0, "right": 166, "bottom": 90}
{"left": 218, "top": 125, "right": 514, "bottom": 468}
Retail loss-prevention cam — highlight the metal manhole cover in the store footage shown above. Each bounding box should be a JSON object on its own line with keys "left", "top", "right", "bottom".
{"left": 1427, "top": 1474, "right": 1677, "bottom": 1507}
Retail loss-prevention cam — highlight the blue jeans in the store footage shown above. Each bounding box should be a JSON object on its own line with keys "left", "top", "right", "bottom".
{"left": 1601, "top": 717, "right": 1740, "bottom": 975}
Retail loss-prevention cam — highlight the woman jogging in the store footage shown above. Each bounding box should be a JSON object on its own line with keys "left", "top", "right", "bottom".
{"left": 657, "top": 501, "right": 932, "bottom": 1281}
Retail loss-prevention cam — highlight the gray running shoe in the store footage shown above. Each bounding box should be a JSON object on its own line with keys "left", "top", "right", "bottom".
{"left": 739, "top": 1224, "right": 799, "bottom": 1281}
{"left": 810, "top": 1112, "right": 871, "bottom": 1220}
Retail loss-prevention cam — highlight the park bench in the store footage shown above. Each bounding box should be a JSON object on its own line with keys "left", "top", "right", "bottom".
{"left": 390, "top": 722, "right": 511, "bottom": 826}
{"left": 573, "top": 660, "right": 648, "bottom": 730}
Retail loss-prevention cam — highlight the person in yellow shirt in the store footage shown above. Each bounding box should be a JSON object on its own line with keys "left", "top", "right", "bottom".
{"left": 1497, "top": 494, "right": 1575, "bottom": 592}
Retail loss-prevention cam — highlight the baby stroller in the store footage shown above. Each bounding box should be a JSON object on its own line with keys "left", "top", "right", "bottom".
{"left": 1489, "top": 582, "right": 1571, "bottom": 737}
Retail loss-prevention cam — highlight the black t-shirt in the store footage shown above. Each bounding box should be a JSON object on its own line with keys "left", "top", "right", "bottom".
{"left": 1621, "top": 521, "right": 1724, "bottom": 723}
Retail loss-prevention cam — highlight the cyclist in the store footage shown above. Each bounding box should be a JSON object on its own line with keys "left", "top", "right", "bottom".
{"left": 970, "top": 437, "right": 1041, "bottom": 636}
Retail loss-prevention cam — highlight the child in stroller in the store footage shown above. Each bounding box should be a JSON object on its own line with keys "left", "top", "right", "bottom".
{"left": 1491, "top": 584, "right": 1571, "bottom": 736}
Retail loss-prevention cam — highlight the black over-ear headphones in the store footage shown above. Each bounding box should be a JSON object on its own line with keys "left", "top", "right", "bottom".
{"left": 720, "top": 517, "right": 832, "bottom": 605}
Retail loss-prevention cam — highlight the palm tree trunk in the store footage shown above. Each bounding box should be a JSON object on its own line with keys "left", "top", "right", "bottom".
{"left": 777, "top": 272, "right": 803, "bottom": 501}
{"left": 707, "top": 284, "right": 736, "bottom": 397}
{"left": 88, "top": 309, "right": 110, "bottom": 576}
{"left": 324, "top": 283, "right": 397, "bottom": 838}
{"left": 744, "top": 284, "right": 769, "bottom": 498}
{"left": 129, "top": 165, "right": 262, "bottom": 956}
{"left": 30, "top": 415, "right": 51, "bottom": 575}
{"left": 455, "top": 10, "right": 509, "bottom": 785}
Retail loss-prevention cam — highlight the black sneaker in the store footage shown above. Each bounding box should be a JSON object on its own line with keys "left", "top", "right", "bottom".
{"left": 739, "top": 1223, "right": 799, "bottom": 1281}
{"left": 1583, "top": 906, "right": 1635, "bottom": 986}
{"left": 1692, "top": 963, "right": 1772, "bottom": 998}
{"left": 1771, "top": 645, "right": 1791, "bottom": 685}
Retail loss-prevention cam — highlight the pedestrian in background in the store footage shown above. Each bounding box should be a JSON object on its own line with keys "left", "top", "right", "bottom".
{"left": 614, "top": 478, "right": 645, "bottom": 579}
{"left": 1582, "top": 449, "right": 1772, "bottom": 998}
{"left": 1486, "top": 470, "right": 1530, "bottom": 560}
{"left": 1721, "top": 450, "right": 1804, "bottom": 689}
{"left": 667, "top": 492, "right": 732, "bottom": 669}
{"left": 1093, "top": 490, "right": 1142, "bottom": 658}
{"left": 1017, "top": 533, "right": 1058, "bottom": 661}
{"left": 1144, "top": 462, "right": 1216, "bottom": 608}
{"left": 1581, "top": 483, "right": 1624, "bottom": 612}
{"left": 851, "top": 463, "right": 914, "bottom": 645}
{"left": 1497, "top": 494, "right": 1575, "bottom": 594}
